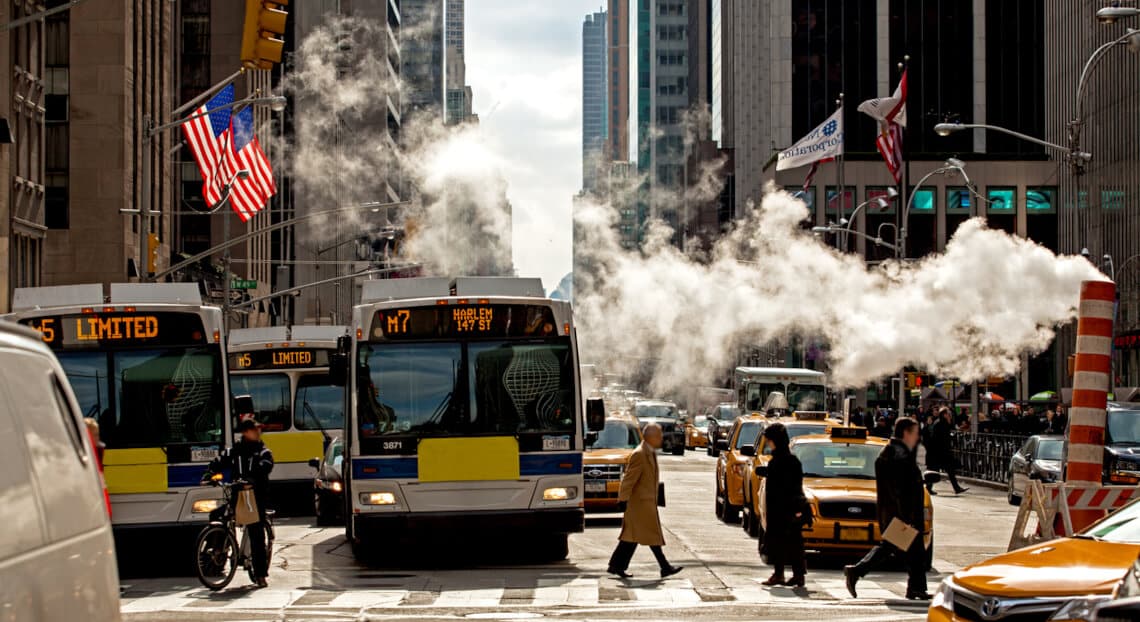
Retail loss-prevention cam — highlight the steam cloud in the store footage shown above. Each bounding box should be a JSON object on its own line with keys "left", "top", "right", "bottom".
{"left": 575, "top": 186, "right": 1105, "bottom": 392}
{"left": 283, "top": 15, "right": 512, "bottom": 276}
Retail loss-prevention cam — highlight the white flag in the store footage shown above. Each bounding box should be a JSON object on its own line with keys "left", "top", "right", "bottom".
{"left": 776, "top": 107, "right": 844, "bottom": 171}
{"left": 857, "top": 70, "right": 908, "bottom": 127}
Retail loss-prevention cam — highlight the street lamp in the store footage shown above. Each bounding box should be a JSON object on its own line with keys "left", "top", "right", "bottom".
{"left": 831, "top": 188, "right": 899, "bottom": 252}
{"left": 1097, "top": 7, "right": 1140, "bottom": 24}
{"left": 812, "top": 224, "right": 900, "bottom": 254}
{"left": 899, "top": 160, "right": 981, "bottom": 259}
{"left": 1070, "top": 27, "right": 1140, "bottom": 173}
{"left": 933, "top": 122, "right": 1092, "bottom": 166}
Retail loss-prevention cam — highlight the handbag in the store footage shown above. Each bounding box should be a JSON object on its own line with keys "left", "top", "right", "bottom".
{"left": 234, "top": 485, "right": 261, "bottom": 526}
{"left": 657, "top": 482, "right": 666, "bottom": 507}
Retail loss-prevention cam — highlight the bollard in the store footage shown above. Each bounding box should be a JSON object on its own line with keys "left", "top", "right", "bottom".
{"left": 1065, "top": 279, "right": 1115, "bottom": 532}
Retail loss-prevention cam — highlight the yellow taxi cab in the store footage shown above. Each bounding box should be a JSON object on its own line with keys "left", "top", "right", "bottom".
{"left": 756, "top": 427, "right": 934, "bottom": 565}
{"left": 929, "top": 497, "right": 1140, "bottom": 622}
{"left": 583, "top": 416, "right": 643, "bottom": 512}
{"left": 715, "top": 414, "right": 768, "bottom": 523}
{"left": 686, "top": 412, "right": 710, "bottom": 450}
{"left": 741, "top": 413, "right": 837, "bottom": 537}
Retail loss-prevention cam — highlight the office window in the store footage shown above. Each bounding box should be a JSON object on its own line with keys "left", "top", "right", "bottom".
{"left": 864, "top": 187, "right": 898, "bottom": 215}
{"left": 1027, "top": 187, "right": 1056, "bottom": 214}
{"left": 889, "top": 1, "right": 973, "bottom": 156}
{"left": 1103, "top": 189, "right": 1125, "bottom": 210}
{"left": 786, "top": 186, "right": 816, "bottom": 216}
{"left": 907, "top": 187, "right": 935, "bottom": 212}
{"left": 986, "top": 1, "right": 1044, "bottom": 157}
{"left": 45, "top": 174, "right": 68, "bottom": 230}
{"left": 946, "top": 187, "right": 972, "bottom": 214}
{"left": 792, "top": 0, "right": 878, "bottom": 153}
{"left": 987, "top": 187, "right": 1016, "bottom": 214}
{"left": 825, "top": 186, "right": 855, "bottom": 214}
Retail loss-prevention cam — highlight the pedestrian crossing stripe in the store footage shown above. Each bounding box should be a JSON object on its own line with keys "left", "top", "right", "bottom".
{"left": 119, "top": 575, "right": 939, "bottom": 614}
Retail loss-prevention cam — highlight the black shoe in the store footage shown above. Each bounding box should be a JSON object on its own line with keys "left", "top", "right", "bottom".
{"left": 843, "top": 565, "right": 859, "bottom": 598}
{"left": 607, "top": 567, "right": 633, "bottom": 578}
{"left": 927, "top": 489, "right": 938, "bottom": 496}
{"left": 761, "top": 574, "right": 786, "bottom": 586}
{"left": 255, "top": 578, "right": 268, "bottom": 589}
{"left": 660, "top": 565, "right": 683, "bottom": 579}
{"left": 905, "top": 591, "right": 933, "bottom": 600}
{"left": 786, "top": 575, "right": 805, "bottom": 588}
{"left": 954, "top": 487, "right": 969, "bottom": 495}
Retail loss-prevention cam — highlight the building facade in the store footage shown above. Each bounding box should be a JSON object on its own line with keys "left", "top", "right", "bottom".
{"left": 645, "top": 0, "right": 688, "bottom": 231}
{"left": 608, "top": 0, "right": 629, "bottom": 164}
{"left": 582, "top": 11, "right": 607, "bottom": 193}
{"left": 402, "top": 0, "right": 446, "bottom": 120}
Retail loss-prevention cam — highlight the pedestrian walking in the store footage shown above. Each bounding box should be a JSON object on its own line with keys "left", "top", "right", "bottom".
{"left": 759, "top": 423, "right": 807, "bottom": 587}
{"left": 844, "top": 417, "right": 931, "bottom": 601}
{"left": 204, "top": 416, "right": 275, "bottom": 587}
{"left": 608, "top": 423, "right": 683, "bottom": 579}
{"left": 928, "top": 407, "right": 967, "bottom": 495}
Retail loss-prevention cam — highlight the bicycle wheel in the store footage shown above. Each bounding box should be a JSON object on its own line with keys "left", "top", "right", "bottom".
{"left": 195, "top": 524, "right": 238, "bottom": 591}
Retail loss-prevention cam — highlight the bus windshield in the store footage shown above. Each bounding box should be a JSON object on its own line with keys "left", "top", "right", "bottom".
{"left": 57, "top": 347, "right": 226, "bottom": 448}
{"left": 788, "top": 383, "right": 826, "bottom": 411}
{"left": 295, "top": 374, "right": 346, "bottom": 430}
{"left": 356, "top": 337, "right": 576, "bottom": 440}
{"left": 231, "top": 373, "right": 291, "bottom": 431}
{"left": 745, "top": 383, "right": 783, "bottom": 411}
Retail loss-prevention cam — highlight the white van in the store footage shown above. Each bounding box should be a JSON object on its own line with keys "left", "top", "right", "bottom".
{"left": 0, "top": 322, "right": 121, "bottom": 621}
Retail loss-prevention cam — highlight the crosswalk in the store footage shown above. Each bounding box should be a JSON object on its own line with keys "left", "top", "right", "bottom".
{"left": 119, "top": 572, "right": 940, "bottom": 616}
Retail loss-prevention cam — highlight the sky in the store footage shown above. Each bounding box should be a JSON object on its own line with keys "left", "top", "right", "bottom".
{"left": 466, "top": 1, "right": 604, "bottom": 292}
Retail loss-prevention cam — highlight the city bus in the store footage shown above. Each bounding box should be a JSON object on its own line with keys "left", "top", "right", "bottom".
{"left": 341, "top": 276, "right": 590, "bottom": 560}
{"left": 735, "top": 367, "right": 827, "bottom": 415}
{"left": 227, "top": 325, "right": 347, "bottom": 502}
{"left": 6, "top": 283, "right": 230, "bottom": 538}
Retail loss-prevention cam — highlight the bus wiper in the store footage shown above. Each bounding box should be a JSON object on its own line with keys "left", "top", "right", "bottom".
{"left": 427, "top": 391, "right": 454, "bottom": 426}
{"left": 302, "top": 401, "right": 331, "bottom": 447}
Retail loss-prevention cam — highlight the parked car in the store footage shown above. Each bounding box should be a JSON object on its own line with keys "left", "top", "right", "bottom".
{"left": 685, "top": 414, "right": 709, "bottom": 450}
{"left": 706, "top": 403, "right": 742, "bottom": 457}
{"left": 0, "top": 321, "right": 121, "bottom": 621}
{"left": 633, "top": 400, "right": 685, "bottom": 455}
{"left": 309, "top": 437, "right": 345, "bottom": 526}
{"left": 1007, "top": 434, "right": 1064, "bottom": 505}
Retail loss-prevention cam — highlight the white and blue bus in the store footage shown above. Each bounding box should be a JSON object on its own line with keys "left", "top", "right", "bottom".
{"left": 6, "top": 283, "right": 230, "bottom": 540}
{"left": 227, "top": 325, "right": 347, "bottom": 502}
{"left": 341, "top": 277, "right": 589, "bottom": 560}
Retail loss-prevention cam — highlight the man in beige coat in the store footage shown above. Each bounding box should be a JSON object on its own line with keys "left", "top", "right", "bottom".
{"left": 607, "top": 423, "right": 683, "bottom": 579}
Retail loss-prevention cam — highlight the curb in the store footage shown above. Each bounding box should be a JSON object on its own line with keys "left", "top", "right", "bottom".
{"left": 956, "top": 476, "right": 1006, "bottom": 491}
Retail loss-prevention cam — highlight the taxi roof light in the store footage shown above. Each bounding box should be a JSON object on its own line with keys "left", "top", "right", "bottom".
{"left": 831, "top": 427, "right": 868, "bottom": 440}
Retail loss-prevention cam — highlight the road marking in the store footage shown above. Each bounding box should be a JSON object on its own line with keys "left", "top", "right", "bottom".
{"left": 329, "top": 590, "right": 405, "bottom": 608}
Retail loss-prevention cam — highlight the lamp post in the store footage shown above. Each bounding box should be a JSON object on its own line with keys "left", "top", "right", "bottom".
{"left": 933, "top": 122, "right": 1090, "bottom": 168}
{"left": 123, "top": 93, "right": 287, "bottom": 284}
{"left": 900, "top": 159, "right": 981, "bottom": 260}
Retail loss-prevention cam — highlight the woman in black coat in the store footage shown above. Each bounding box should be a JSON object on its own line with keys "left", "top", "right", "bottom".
{"left": 760, "top": 422, "right": 807, "bottom": 587}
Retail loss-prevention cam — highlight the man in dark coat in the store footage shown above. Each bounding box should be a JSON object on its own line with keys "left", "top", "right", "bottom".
{"left": 929, "top": 407, "right": 966, "bottom": 495}
{"left": 204, "top": 417, "right": 275, "bottom": 587}
{"left": 844, "top": 417, "right": 931, "bottom": 600}
{"left": 759, "top": 423, "right": 807, "bottom": 587}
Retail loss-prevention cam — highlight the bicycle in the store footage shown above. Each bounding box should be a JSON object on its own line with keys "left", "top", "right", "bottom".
{"left": 194, "top": 474, "right": 276, "bottom": 590}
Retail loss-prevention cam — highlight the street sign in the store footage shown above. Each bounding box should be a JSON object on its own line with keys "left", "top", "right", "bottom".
{"left": 231, "top": 279, "right": 257, "bottom": 290}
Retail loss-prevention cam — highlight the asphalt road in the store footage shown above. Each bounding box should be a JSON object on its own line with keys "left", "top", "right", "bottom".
{"left": 119, "top": 449, "right": 1017, "bottom": 621}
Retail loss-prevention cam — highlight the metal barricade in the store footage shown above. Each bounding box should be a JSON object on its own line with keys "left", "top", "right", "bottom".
{"left": 950, "top": 433, "right": 1029, "bottom": 483}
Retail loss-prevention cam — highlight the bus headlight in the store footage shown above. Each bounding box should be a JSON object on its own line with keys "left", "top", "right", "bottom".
{"left": 330, "top": 481, "right": 343, "bottom": 493}
{"left": 543, "top": 486, "right": 578, "bottom": 501}
{"left": 360, "top": 492, "right": 396, "bottom": 505}
{"left": 192, "top": 499, "right": 221, "bottom": 514}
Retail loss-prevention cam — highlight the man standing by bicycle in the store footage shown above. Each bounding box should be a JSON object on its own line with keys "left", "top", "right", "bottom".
{"left": 204, "top": 415, "right": 275, "bottom": 587}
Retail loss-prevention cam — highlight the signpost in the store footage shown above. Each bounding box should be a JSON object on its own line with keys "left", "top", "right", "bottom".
{"left": 231, "top": 279, "right": 257, "bottom": 290}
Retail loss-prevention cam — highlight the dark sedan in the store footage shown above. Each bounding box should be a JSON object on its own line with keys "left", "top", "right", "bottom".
{"left": 1007, "top": 434, "right": 1063, "bottom": 505}
{"left": 308, "top": 437, "right": 345, "bottom": 526}
{"left": 706, "top": 403, "right": 741, "bottom": 457}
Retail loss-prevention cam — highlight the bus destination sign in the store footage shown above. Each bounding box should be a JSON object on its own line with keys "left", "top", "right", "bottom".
{"left": 371, "top": 304, "right": 559, "bottom": 341}
{"left": 20, "top": 312, "right": 209, "bottom": 349}
{"left": 229, "top": 349, "right": 330, "bottom": 371}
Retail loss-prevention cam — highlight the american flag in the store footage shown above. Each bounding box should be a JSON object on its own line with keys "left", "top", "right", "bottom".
{"left": 860, "top": 69, "right": 907, "bottom": 184}
{"left": 180, "top": 84, "right": 276, "bottom": 221}
{"left": 875, "top": 122, "right": 903, "bottom": 184}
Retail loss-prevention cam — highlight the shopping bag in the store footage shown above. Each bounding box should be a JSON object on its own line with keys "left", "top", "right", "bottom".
{"left": 235, "top": 487, "right": 260, "bottom": 526}
{"left": 883, "top": 518, "right": 918, "bottom": 550}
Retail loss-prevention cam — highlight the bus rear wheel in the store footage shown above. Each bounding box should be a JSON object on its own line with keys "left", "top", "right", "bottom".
{"left": 537, "top": 534, "right": 569, "bottom": 561}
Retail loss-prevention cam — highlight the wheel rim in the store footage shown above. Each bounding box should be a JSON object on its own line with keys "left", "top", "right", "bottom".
{"left": 197, "top": 529, "right": 235, "bottom": 585}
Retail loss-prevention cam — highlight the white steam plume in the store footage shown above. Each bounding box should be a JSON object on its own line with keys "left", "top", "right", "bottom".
{"left": 282, "top": 16, "right": 512, "bottom": 276}
{"left": 575, "top": 185, "right": 1104, "bottom": 392}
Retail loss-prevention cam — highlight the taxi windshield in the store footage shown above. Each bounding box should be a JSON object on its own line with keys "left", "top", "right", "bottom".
{"left": 794, "top": 442, "right": 878, "bottom": 479}
{"left": 635, "top": 403, "right": 678, "bottom": 419}
{"left": 735, "top": 421, "right": 764, "bottom": 450}
{"left": 691, "top": 415, "right": 708, "bottom": 428}
{"left": 1083, "top": 498, "right": 1140, "bottom": 543}
{"left": 715, "top": 405, "right": 740, "bottom": 421}
{"left": 589, "top": 419, "right": 641, "bottom": 449}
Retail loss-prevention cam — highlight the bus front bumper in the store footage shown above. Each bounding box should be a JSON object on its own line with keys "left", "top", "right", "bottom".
{"left": 354, "top": 508, "right": 584, "bottom": 538}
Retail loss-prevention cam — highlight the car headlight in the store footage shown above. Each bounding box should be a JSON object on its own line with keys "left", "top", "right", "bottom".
{"left": 1048, "top": 595, "right": 1111, "bottom": 621}
{"left": 192, "top": 499, "right": 221, "bottom": 514}
{"left": 930, "top": 578, "right": 954, "bottom": 612}
{"left": 360, "top": 492, "right": 396, "bottom": 505}
{"left": 330, "top": 481, "right": 343, "bottom": 493}
{"left": 543, "top": 486, "right": 578, "bottom": 501}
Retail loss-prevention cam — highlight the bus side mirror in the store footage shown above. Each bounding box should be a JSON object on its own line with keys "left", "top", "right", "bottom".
{"left": 586, "top": 397, "right": 606, "bottom": 432}
{"left": 328, "top": 334, "right": 350, "bottom": 387}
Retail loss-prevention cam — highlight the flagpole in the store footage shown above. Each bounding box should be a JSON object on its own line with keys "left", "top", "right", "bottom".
{"left": 836, "top": 93, "right": 846, "bottom": 251}
{"left": 899, "top": 56, "right": 910, "bottom": 258}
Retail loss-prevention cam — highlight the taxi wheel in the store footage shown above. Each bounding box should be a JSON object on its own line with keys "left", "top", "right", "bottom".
{"left": 714, "top": 480, "right": 725, "bottom": 519}
{"left": 722, "top": 498, "right": 740, "bottom": 524}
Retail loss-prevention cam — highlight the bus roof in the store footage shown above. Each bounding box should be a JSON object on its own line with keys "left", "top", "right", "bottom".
{"left": 13, "top": 282, "right": 202, "bottom": 311}
{"left": 227, "top": 325, "right": 347, "bottom": 347}
{"left": 734, "top": 367, "right": 826, "bottom": 381}
{"left": 360, "top": 276, "right": 546, "bottom": 304}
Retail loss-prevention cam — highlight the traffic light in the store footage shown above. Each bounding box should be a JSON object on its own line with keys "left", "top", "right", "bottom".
{"left": 241, "top": 1, "right": 289, "bottom": 70}
{"left": 146, "top": 233, "right": 160, "bottom": 274}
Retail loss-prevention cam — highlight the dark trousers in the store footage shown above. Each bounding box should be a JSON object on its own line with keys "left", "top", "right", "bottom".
{"left": 246, "top": 519, "right": 269, "bottom": 579}
{"left": 762, "top": 528, "right": 805, "bottom": 578}
{"left": 849, "top": 534, "right": 927, "bottom": 594}
{"left": 943, "top": 465, "right": 964, "bottom": 493}
{"left": 608, "top": 540, "right": 669, "bottom": 571}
